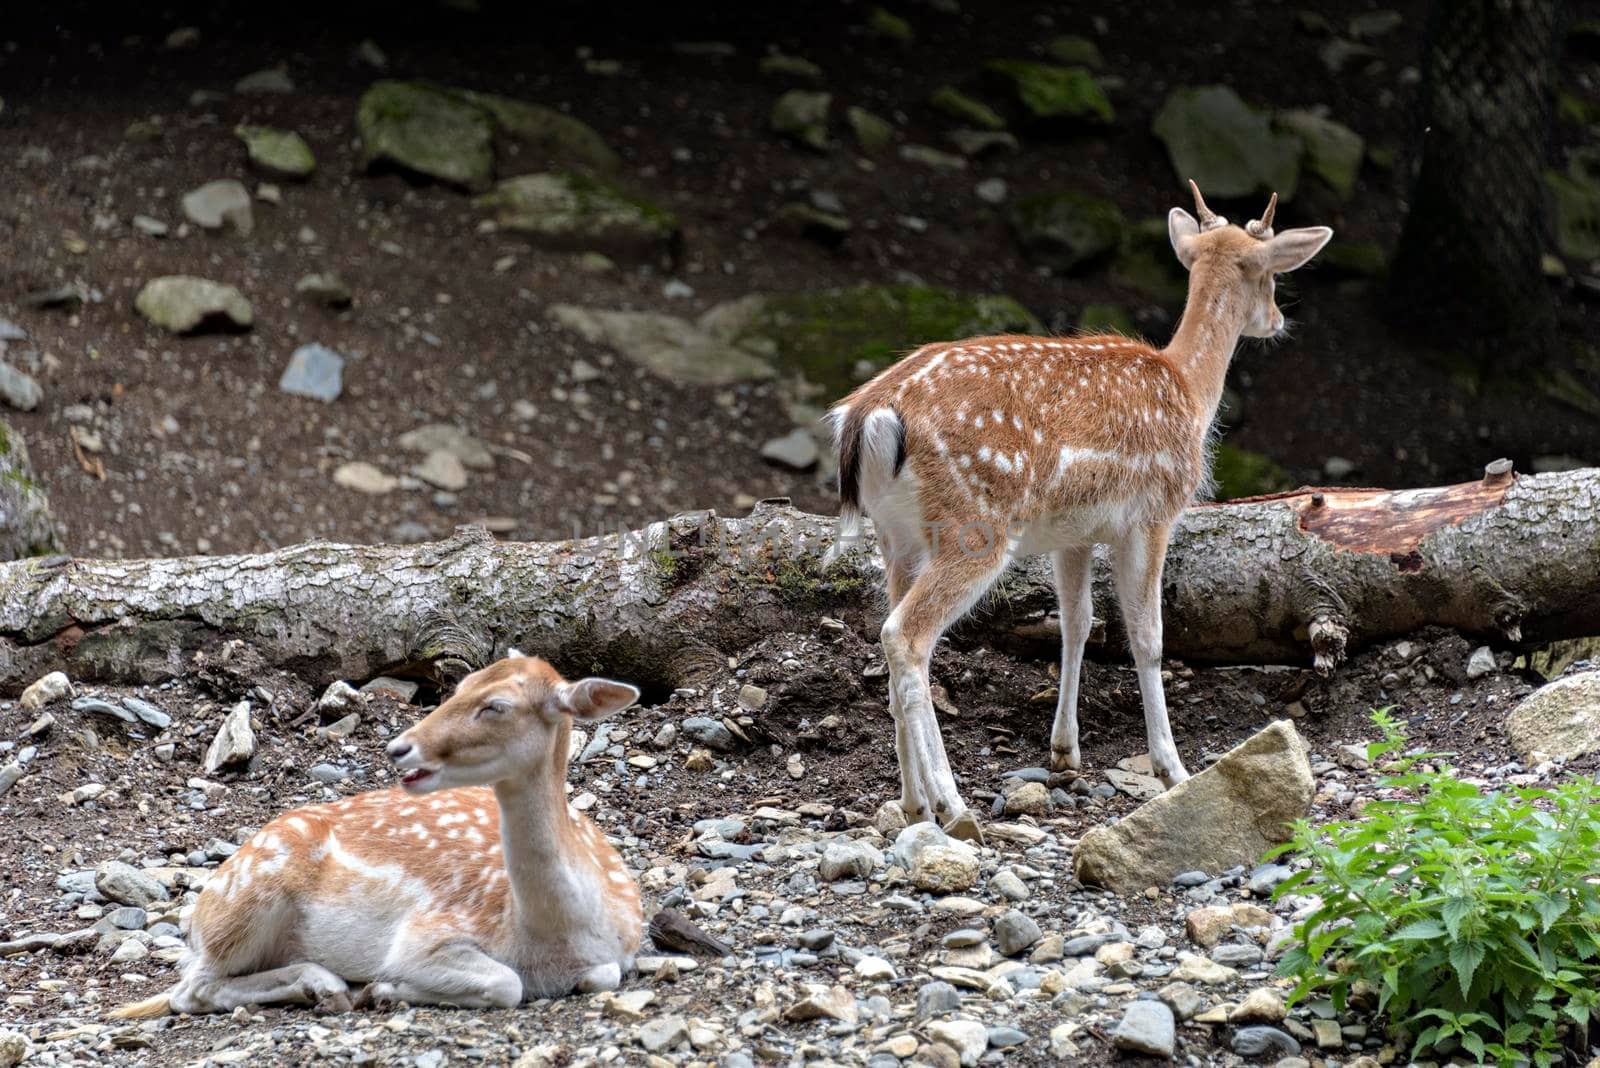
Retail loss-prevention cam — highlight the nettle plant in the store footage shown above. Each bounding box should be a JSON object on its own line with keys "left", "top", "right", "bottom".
{"left": 1270, "top": 709, "right": 1600, "bottom": 1067}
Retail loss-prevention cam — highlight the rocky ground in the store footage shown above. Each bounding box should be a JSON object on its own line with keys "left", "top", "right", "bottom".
{"left": 3, "top": 626, "right": 1598, "bottom": 1067}
{"left": 3, "top": 0, "right": 1600, "bottom": 559}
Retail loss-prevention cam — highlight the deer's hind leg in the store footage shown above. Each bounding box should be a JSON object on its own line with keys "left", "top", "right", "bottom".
{"left": 364, "top": 935, "right": 522, "bottom": 1009}
{"left": 169, "top": 962, "right": 350, "bottom": 1015}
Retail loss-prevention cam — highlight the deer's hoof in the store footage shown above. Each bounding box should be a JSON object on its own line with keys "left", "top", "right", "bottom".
{"left": 1049, "top": 747, "right": 1081, "bottom": 774}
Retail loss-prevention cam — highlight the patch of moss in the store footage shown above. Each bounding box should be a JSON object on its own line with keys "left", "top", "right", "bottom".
{"left": 1321, "top": 240, "right": 1387, "bottom": 278}
{"left": 984, "top": 60, "right": 1113, "bottom": 124}
{"left": 736, "top": 285, "right": 1042, "bottom": 395}
{"left": 1046, "top": 35, "right": 1104, "bottom": 69}
{"left": 930, "top": 86, "right": 1005, "bottom": 131}
{"left": 1110, "top": 217, "right": 1189, "bottom": 304}
{"left": 475, "top": 171, "right": 678, "bottom": 248}
{"left": 1010, "top": 189, "right": 1124, "bottom": 272}
{"left": 770, "top": 558, "right": 871, "bottom": 612}
{"left": 356, "top": 80, "right": 495, "bottom": 190}
{"left": 1210, "top": 442, "right": 1292, "bottom": 500}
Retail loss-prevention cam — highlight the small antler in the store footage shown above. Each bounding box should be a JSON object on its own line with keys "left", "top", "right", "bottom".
{"left": 1246, "top": 192, "right": 1278, "bottom": 239}
{"left": 1188, "top": 179, "right": 1227, "bottom": 231}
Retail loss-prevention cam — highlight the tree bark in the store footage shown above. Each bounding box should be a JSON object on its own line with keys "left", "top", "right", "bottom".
{"left": 1386, "top": 0, "right": 1567, "bottom": 365}
{"left": 0, "top": 466, "right": 1595, "bottom": 696}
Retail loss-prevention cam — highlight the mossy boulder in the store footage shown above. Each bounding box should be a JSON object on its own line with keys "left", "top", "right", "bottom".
{"left": 1211, "top": 442, "right": 1292, "bottom": 500}
{"left": 234, "top": 125, "right": 315, "bottom": 179}
{"left": 1078, "top": 303, "right": 1137, "bottom": 335}
{"left": 475, "top": 172, "right": 678, "bottom": 255}
{"left": 449, "top": 89, "right": 619, "bottom": 172}
{"left": 1547, "top": 151, "right": 1600, "bottom": 260}
{"left": 930, "top": 86, "right": 1005, "bottom": 130}
{"left": 1152, "top": 86, "right": 1300, "bottom": 200}
{"left": 1010, "top": 189, "right": 1124, "bottom": 272}
{"left": 726, "top": 286, "right": 1041, "bottom": 394}
{"left": 0, "top": 418, "right": 63, "bottom": 560}
{"left": 985, "top": 60, "right": 1113, "bottom": 124}
{"left": 1047, "top": 35, "right": 1104, "bottom": 68}
{"left": 357, "top": 80, "right": 495, "bottom": 190}
{"left": 1275, "top": 109, "right": 1363, "bottom": 199}
{"left": 847, "top": 106, "right": 895, "bottom": 153}
{"left": 772, "top": 91, "right": 832, "bottom": 150}
{"left": 866, "top": 7, "right": 914, "bottom": 43}
{"left": 1111, "top": 218, "right": 1190, "bottom": 304}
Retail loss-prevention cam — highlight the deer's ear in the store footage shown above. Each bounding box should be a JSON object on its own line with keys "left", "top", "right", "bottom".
{"left": 555, "top": 678, "right": 640, "bottom": 721}
{"left": 1167, "top": 208, "right": 1201, "bottom": 270}
{"left": 1259, "top": 226, "right": 1333, "bottom": 273}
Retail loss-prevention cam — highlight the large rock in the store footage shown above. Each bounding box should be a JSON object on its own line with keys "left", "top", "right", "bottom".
{"left": 1547, "top": 152, "right": 1600, "bottom": 260}
{"left": 984, "top": 60, "right": 1113, "bottom": 123}
{"left": 1506, "top": 671, "right": 1600, "bottom": 761}
{"left": 1275, "top": 109, "right": 1363, "bottom": 199}
{"left": 476, "top": 172, "right": 678, "bottom": 255}
{"left": 135, "top": 277, "right": 253, "bottom": 334}
{"left": 771, "top": 90, "right": 832, "bottom": 150}
{"left": 235, "top": 125, "right": 316, "bottom": 178}
{"left": 548, "top": 305, "right": 773, "bottom": 386}
{"left": 1112, "top": 1000, "right": 1176, "bottom": 1058}
{"left": 1073, "top": 721, "right": 1313, "bottom": 894}
{"left": 357, "top": 80, "right": 495, "bottom": 190}
{"left": 0, "top": 420, "right": 63, "bottom": 559}
{"left": 449, "top": 89, "right": 619, "bottom": 172}
{"left": 1152, "top": 86, "right": 1301, "bottom": 200}
{"left": 1009, "top": 189, "right": 1124, "bottom": 272}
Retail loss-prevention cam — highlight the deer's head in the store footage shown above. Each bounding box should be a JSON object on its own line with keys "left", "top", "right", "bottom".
{"left": 386, "top": 653, "right": 639, "bottom": 793}
{"left": 1167, "top": 181, "right": 1333, "bottom": 338}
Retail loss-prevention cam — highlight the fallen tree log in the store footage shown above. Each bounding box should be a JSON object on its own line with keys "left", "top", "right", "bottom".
{"left": 0, "top": 463, "right": 1595, "bottom": 695}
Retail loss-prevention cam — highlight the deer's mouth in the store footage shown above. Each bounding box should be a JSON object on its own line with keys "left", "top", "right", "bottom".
{"left": 400, "top": 768, "right": 436, "bottom": 789}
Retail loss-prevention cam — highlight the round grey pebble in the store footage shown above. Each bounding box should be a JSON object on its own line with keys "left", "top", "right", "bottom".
{"left": 917, "top": 980, "right": 962, "bottom": 1018}
{"left": 1232, "top": 1026, "right": 1302, "bottom": 1057}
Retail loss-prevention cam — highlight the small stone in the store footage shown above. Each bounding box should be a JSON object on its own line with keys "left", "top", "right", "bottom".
{"left": 1172, "top": 954, "right": 1237, "bottom": 985}
{"left": 110, "top": 937, "right": 149, "bottom": 964}
{"left": 737, "top": 683, "right": 768, "bottom": 710}
{"left": 21, "top": 672, "right": 73, "bottom": 711}
{"left": 917, "top": 980, "right": 962, "bottom": 1017}
{"left": 1311, "top": 1018, "right": 1343, "bottom": 1049}
{"left": 760, "top": 428, "right": 820, "bottom": 470}
{"left": 309, "top": 763, "right": 346, "bottom": 783}
{"left": 990, "top": 869, "right": 1028, "bottom": 901}
{"left": 278, "top": 343, "right": 345, "bottom": 403}
{"left": 681, "top": 717, "right": 734, "bottom": 751}
{"left": 362, "top": 676, "right": 419, "bottom": 702}
{"left": 318, "top": 713, "right": 360, "bottom": 741}
{"left": 925, "top": 1020, "right": 988, "bottom": 1067}
{"left": 1232, "top": 1026, "right": 1301, "bottom": 1057}
{"left": 1336, "top": 742, "right": 1370, "bottom": 770}
{"left": 0, "top": 364, "right": 42, "bottom": 411}
{"left": 181, "top": 179, "right": 253, "bottom": 233}
{"left": 1323, "top": 456, "right": 1356, "bottom": 479}
{"left": 1112, "top": 1000, "right": 1176, "bottom": 1058}
{"left": 784, "top": 984, "right": 858, "bottom": 1024}
{"left": 1466, "top": 645, "right": 1496, "bottom": 679}
{"left": 636, "top": 1015, "right": 687, "bottom": 1053}
{"left": 94, "top": 861, "right": 170, "bottom": 908}
{"left": 855, "top": 954, "right": 896, "bottom": 981}
{"left": 412, "top": 449, "right": 469, "bottom": 491}
{"left": 235, "top": 67, "right": 294, "bottom": 94}
{"left": 318, "top": 680, "right": 363, "bottom": 714}
{"left": 135, "top": 276, "right": 253, "bottom": 334}
{"left": 975, "top": 177, "right": 1008, "bottom": 204}
{"left": 913, "top": 845, "right": 979, "bottom": 892}
{"left": 296, "top": 272, "right": 354, "bottom": 307}
{"left": 203, "top": 700, "right": 255, "bottom": 773}
{"left": 604, "top": 989, "right": 655, "bottom": 1020}
{"left": 235, "top": 125, "right": 315, "bottom": 178}
{"left": 986, "top": 1026, "right": 1028, "bottom": 1049}
{"left": 1158, "top": 980, "right": 1206, "bottom": 1021}
{"left": 1003, "top": 780, "right": 1051, "bottom": 816}
{"left": 1231, "top": 987, "right": 1287, "bottom": 1023}
{"left": 1212, "top": 942, "right": 1265, "bottom": 966}
{"left": 0, "top": 764, "right": 21, "bottom": 797}
{"left": 874, "top": 799, "right": 909, "bottom": 836}
{"left": 0, "top": 1031, "right": 29, "bottom": 1068}
{"left": 993, "top": 909, "right": 1042, "bottom": 956}
{"left": 333, "top": 462, "right": 398, "bottom": 495}
{"left": 820, "top": 839, "right": 882, "bottom": 881}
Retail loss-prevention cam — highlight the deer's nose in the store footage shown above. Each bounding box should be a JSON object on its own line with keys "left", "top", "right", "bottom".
{"left": 386, "top": 738, "right": 414, "bottom": 763}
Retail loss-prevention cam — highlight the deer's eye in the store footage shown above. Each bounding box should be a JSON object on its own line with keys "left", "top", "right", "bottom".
{"left": 476, "top": 699, "right": 514, "bottom": 718}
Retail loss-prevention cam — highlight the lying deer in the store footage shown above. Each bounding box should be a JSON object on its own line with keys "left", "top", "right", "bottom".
{"left": 829, "top": 183, "right": 1331, "bottom": 833}
{"left": 113, "top": 654, "right": 643, "bottom": 1016}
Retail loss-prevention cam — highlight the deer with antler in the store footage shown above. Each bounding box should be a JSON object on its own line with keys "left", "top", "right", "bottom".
{"left": 113, "top": 654, "right": 644, "bottom": 1017}
{"left": 829, "top": 183, "right": 1331, "bottom": 834}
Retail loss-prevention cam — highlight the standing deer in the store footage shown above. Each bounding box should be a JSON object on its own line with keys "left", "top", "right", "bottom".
{"left": 113, "top": 654, "right": 643, "bottom": 1017}
{"left": 829, "top": 183, "right": 1331, "bottom": 834}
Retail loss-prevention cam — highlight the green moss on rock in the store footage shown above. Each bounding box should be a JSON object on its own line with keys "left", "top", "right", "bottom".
{"left": 357, "top": 80, "right": 495, "bottom": 190}
{"left": 1111, "top": 218, "right": 1189, "bottom": 304}
{"left": 1152, "top": 86, "right": 1300, "bottom": 200}
{"left": 477, "top": 172, "right": 678, "bottom": 254}
{"left": 1211, "top": 443, "right": 1292, "bottom": 500}
{"left": 1321, "top": 240, "right": 1387, "bottom": 278}
{"left": 1010, "top": 189, "right": 1125, "bottom": 272}
{"left": 234, "top": 125, "right": 316, "bottom": 179}
{"left": 733, "top": 285, "right": 1041, "bottom": 394}
{"left": 930, "top": 86, "right": 1006, "bottom": 130}
{"left": 449, "top": 89, "right": 619, "bottom": 172}
{"left": 985, "top": 60, "right": 1113, "bottom": 124}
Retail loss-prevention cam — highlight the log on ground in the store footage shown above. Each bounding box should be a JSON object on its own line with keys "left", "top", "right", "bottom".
{"left": 0, "top": 464, "right": 1595, "bottom": 694}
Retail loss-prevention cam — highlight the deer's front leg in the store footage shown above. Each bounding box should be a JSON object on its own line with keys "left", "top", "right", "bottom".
{"left": 1111, "top": 525, "right": 1188, "bottom": 788}
{"left": 1049, "top": 546, "right": 1095, "bottom": 774}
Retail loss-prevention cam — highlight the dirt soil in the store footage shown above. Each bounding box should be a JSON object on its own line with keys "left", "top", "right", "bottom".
{"left": 2, "top": 623, "right": 1594, "bottom": 1065}
{"left": 2, "top": 0, "right": 1599, "bottom": 559}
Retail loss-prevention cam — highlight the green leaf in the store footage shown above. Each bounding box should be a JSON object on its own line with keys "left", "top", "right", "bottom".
{"left": 1442, "top": 895, "right": 1474, "bottom": 939}
{"left": 1450, "top": 940, "right": 1487, "bottom": 999}
{"left": 1394, "top": 918, "right": 1448, "bottom": 941}
{"left": 1459, "top": 1031, "right": 1486, "bottom": 1060}
{"left": 1533, "top": 894, "right": 1569, "bottom": 932}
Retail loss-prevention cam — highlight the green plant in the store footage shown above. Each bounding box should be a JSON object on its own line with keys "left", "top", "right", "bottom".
{"left": 1270, "top": 708, "right": 1600, "bottom": 1067}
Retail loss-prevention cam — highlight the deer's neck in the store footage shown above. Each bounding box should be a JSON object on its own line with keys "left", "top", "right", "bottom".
{"left": 1161, "top": 259, "right": 1251, "bottom": 425}
{"left": 494, "top": 731, "right": 599, "bottom": 938}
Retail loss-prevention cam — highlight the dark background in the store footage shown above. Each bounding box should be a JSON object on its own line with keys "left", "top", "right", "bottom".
{"left": 2, "top": 0, "right": 1596, "bottom": 558}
